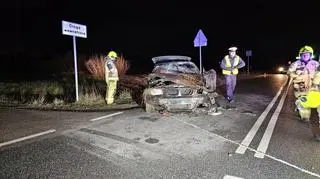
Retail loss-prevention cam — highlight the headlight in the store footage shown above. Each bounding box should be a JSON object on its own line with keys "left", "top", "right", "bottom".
{"left": 278, "top": 67, "right": 284, "bottom": 72}
{"left": 150, "top": 88, "right": 163, "bottom": 95}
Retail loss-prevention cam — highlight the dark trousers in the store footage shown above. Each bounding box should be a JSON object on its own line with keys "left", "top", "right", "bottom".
{"left": 310, "top": 108, "right": 320, "bottom": 135}
{"left": 225, "top": 74, "right": 237, "bottom": 99}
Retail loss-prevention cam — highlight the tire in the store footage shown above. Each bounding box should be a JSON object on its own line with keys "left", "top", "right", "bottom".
{"left": 131, "top": 89, "right": 144, "bottom": 106}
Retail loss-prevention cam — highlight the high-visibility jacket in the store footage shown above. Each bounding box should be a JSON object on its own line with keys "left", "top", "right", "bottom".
{"left": 300, "top": 90, "right": 320, "bottom": 108}
{"left": 105, "top": 58, "right": 119, "bottom": 81}
{"left": 300, "top": 71, "right": 320, "bottom": 108}
{"left": 222, "top": 55, "right": 240, "bottom": 75}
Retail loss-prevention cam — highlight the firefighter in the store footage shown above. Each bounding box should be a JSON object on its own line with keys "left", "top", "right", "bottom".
{"left": 105, "top": 51, "right": 119, "bottom": 104}
{"left": 295, "top": 70, "right": 320, "bottom": 141}
{"left": 288, "top": 45, "right": 319, "bottom": 98}
{"left": 220, "top": 46, "right": 246, "bottom": 103}
{"left": 288, "top": 46, "right": 319, "bottom": 121}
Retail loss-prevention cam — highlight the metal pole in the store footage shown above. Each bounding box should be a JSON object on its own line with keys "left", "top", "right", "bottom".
{"left": 247, "top": 56, "right": 250, "bottom": 76}
{"left": 73, "top": 36, "right": 79, "bottom": 102}
{"left": 199, "top": 45, "right": 202, "bottom": 75}
{"left": 14, "top": 0, "right": 20, "bottom": 61}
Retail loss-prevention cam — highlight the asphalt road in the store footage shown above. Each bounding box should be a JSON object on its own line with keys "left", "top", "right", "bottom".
{"left": 0, "top": 74, "right": 319, "bottom": 179}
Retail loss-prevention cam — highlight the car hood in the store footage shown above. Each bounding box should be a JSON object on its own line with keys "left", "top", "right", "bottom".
{"left": 148, "top": 72, "right": 204, "bottom": 88}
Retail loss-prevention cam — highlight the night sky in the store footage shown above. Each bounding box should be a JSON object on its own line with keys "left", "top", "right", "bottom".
{"left": 1, "top": 0, "right": 320, "bottom": 77}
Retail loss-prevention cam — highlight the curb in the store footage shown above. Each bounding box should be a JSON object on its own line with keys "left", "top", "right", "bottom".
{"left": 0, "top": 103, "right": 141, "bottom": 112}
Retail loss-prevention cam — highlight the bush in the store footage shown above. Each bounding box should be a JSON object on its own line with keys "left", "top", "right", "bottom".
{"left": 85, "top": 54, "right": 130, "bottom": 80}
{"left": 85, "top": 54, "right": 105, "bottom": 80}
{"left": 115, "top": 55, "right": 130, "bottom": 78}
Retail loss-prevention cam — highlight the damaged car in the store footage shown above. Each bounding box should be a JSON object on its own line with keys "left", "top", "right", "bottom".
{"left": 143, "top": 55, "right": 218, "bottom": 113}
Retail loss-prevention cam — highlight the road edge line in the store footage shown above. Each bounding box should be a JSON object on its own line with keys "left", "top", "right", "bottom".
{"left": 173, "top": 117, "right": 320, "bottom": 178}
{"left": 235, "top": 78, "right": 288, "bottom": 154}
{"left": 254, "top": 78, "right": 292, "bottom": 158}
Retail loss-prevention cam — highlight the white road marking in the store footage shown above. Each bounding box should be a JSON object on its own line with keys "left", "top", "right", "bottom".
{"left": 173, "top": 117, "right": 320, "bottom": 178}
{"left": 0, "top": 129, "right": 56, "bottom": 148}
{"left": 235, "top": 78, "right": 288, "bottom": 154}
{"left": 223, "top": 175, "right": 244, "bottom": 179}
{"left": 254, "top": 78, "right": 292, "bottom": 158}
{"left": 89, "top": 111, "right": 123, "bottom": 122}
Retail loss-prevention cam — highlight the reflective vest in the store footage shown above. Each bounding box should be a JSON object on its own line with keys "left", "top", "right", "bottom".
{"left": 300, "top": 91, "right": 320, "bottom": 108}
{"left": 222, "top": 55, "right": 240, "bottom": 75}
{"left": 105, "top": 60, "right": 119, "bottom": 81}
{"left": 313, "top": 71, "right": 320, "bottom": 85}
{"left": 300, "top": 71, "right": 320, "bottom": 108}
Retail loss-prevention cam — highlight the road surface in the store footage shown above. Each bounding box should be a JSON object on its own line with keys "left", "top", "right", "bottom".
{"left": 0, "top": 74, "right": 319, "bottom": 179}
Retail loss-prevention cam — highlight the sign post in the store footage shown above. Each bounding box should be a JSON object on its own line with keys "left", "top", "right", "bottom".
{"left": 62, "top": 20, "right": 87, "bottom": 102}
{"left": 245, "top": 50, "right": 252, "bottom": 76}
{"left": 193, "top": 29, "right": 207, "bottom": 75}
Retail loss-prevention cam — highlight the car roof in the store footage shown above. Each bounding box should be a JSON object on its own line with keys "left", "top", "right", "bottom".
{"left": 151, "top": 55, "right": 191, "bottom": 64}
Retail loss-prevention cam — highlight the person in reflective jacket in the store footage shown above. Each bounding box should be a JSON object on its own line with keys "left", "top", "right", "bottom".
{"left": 105, "top": 51, "right": 119, "bottom": 104}
{"left": 220, "top": 46, "right": 246, "bottom": 103}
{"left": 295, "top": 69, "right": 320, "bottom": 141}
{"left": 287, "top": 45, "right": 319, "bottom": 99}
{"left": 288, "top": 45, "right": 319, "bottom": 122}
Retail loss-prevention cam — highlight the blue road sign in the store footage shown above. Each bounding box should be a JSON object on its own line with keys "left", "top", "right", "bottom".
{"left": 193, "top": 29, "right": 207, "bottom": 75}
{"left": 194, "top": 29, "right": 207, "bottom": 47}
{"left": 246, "top": 50, "right": 252, "bottom": 57}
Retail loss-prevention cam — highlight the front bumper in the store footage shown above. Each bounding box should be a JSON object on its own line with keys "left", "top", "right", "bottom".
{"left": 157, "top": 96, "right": 205, "bottom": 111}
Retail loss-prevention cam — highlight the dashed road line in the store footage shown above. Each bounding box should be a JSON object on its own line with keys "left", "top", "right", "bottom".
{"left": 0, "top": 129, "right": 56, "bottom": 148}
{"left": 89, "top": 111, "right": 124, "bottom": 122}
{"left": 223, "top": 175, "right": 244, "bottom": 179}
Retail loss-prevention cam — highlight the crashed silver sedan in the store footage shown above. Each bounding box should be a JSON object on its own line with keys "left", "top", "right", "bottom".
{"left": 143, "top": 55, "right": 217, "bottom": 113}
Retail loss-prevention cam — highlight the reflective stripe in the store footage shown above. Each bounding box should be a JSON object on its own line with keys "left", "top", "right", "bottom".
{"left": 222, "top": 55, "right": 240, "bottom": 75}
{"left": 107, "top": 77, "right": 119, "bottom": 80}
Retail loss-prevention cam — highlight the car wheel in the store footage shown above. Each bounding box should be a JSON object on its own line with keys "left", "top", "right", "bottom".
{"left": 131, "top": 89, "right": 144, "bottom": 106}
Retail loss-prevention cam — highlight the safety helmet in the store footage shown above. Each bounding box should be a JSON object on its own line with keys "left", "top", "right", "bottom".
{"left": 300, "top": 90, "right": 320, "bottom": 108}
{"left": 296, "top": 45, "right": 314, "bottom": 59}
{"left": 107, "top": 51, "right": 118, "bottom": 58}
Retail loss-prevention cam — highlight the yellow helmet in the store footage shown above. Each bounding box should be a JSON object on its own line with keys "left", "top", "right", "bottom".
{"left": 107, "top": 51, "right": 118, "bottom": 58}
{"left": 296, "top": 45, "right": 314, "bottom": 59}
{"left": 300, "top": 90, "right": 320, "bottom": 108}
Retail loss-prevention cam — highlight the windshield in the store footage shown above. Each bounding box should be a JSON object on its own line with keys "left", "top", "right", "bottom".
{"left": 152, "top": 61, "right": 200, "bottom": 74}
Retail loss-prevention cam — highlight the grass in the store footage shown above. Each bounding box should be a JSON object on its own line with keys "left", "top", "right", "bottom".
{"left": 0, "top": 52, "right": 146, "bottom": 109}
{"left": 0, "top": 77, "right": 135, "bottom": 108}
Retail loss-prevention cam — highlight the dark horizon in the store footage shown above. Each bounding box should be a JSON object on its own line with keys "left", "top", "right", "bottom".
{"left": 1, "top": 0, "right": 320, "bottom": 79}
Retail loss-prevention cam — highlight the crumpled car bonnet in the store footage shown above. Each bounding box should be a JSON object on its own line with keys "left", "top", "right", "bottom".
{"left": 148, "top": 72, "right": 204, "bottom": 88}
